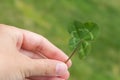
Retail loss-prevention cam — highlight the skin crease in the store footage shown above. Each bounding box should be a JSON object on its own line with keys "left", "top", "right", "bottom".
{"left": 0, "top": 24, "right": 72, "bottom": 80}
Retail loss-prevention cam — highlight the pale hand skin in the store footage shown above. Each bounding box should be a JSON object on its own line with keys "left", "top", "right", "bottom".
{"left": 0, "top": 24, "right": 72, "bottom": 80}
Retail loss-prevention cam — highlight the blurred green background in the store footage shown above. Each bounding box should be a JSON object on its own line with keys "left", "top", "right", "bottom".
{"left": 0, "top": 0, "right": 120, "bottom": 80}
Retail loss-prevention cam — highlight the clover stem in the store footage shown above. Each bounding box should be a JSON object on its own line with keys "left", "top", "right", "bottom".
{"left": 65, "top": 40, "right": 83, "bottom": 63}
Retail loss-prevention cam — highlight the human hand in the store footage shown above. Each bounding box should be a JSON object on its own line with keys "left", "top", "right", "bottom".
{"left": 0, "top": 24, "right": 72, "bottom": 80}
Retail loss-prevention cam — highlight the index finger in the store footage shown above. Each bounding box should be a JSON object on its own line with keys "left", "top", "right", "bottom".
{"left": 21, "top": 29, "right": 72, "bottom": 67}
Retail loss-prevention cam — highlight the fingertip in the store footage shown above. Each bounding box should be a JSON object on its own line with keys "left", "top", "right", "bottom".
{"left": 65, "top": 59, "right": 72, "bottom": 68}
{"left": 59, "top": 71, "right": 70, "bottom": 80}
{"left": 56, "top": 63, "right": 68, "bottom": 76}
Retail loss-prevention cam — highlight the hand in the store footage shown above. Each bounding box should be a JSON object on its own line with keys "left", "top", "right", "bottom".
{"left": 0, "top": 24, "right": 72, "bottom": 80}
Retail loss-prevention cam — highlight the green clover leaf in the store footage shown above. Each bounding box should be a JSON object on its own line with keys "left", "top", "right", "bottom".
{"left": 65, "top": 20, "right": 99, "bottom": 62}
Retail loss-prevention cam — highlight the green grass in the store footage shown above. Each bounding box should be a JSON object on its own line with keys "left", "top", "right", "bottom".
{"left": 0, "top": 0, "right": 120, "bottom": 80}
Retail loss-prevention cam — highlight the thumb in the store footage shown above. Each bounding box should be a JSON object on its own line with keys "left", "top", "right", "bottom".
{"left": 24, "top": 59, "right": 68, "bottom": 77}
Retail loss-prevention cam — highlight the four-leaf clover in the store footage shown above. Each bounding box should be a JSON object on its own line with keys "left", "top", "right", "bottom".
{"left": 65, "top": 20, "right": 99, "bottom": 63}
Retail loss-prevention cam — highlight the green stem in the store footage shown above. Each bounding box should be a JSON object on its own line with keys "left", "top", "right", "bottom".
{"left": 65, "top": 40, "right": 83, "bottom": 63}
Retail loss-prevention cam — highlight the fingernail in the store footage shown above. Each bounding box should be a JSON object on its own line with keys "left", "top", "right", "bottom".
{"left": 56, "top": 63, "right": 67, "bottom": 75}
{"left": 68, "top": 60, "right": 72, "bottom": 68}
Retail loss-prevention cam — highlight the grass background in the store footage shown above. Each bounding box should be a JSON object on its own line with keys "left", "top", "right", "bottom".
{"left": 0, "top": 0, "right": 120, "bottom": 80}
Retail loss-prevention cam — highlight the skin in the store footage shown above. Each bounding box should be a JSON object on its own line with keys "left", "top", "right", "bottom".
{"left": 0, "top": 24, "right": 72, "bottom": 80}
